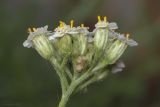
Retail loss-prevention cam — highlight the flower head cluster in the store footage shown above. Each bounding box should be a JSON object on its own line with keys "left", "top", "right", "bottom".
{"left": 23, "top": 15, "right": 138, "bottom": 81}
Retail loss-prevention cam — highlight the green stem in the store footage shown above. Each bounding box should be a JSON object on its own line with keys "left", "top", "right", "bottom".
{"left": 61, "top": 72, "right": 68, "bottom": 93}
{"left": 76, "top": 69, "right": 109, "bottom": 92}
{"left": 65, "top": 68, "right": 73, "bottom": 80}
{"left": 76, "top": 76, "right": 97, "bottom": 92}
{"left": 58, "top": 82, "right": 78, "bottom": 107}
{"left": 74, "top": 64, "right": 107, "bottom": 89}
{"left": 50, "top": 57, "right": 68, "bottom": 94}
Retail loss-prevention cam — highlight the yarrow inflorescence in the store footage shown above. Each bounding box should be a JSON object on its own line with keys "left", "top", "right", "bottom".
{"left": 23, "top": 16, "right": 138, "bottom": 107}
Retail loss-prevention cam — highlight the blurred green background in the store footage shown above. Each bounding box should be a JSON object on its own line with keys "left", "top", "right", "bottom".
{"left": 0, "top": 0, "right": 160, "bottom": 107}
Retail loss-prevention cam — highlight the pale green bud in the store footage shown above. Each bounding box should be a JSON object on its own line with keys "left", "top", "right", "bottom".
{"left": 78, "top": 34, "right": 87, "bottom": 55}
{"left": 84, "top": 44, "right": 94, "bottom": 67}
{"left": 105, "top": 40, "right": 127, "bottom": 64}
{"left": 23, "top": 26, "right": 54, "bottom": 60}
{"left": 57, "top": 35, "right": 72, "bottom": 56}
{"left": 32, "top": 35, "right": 54, "bottom": 60}
{"left": 94, "top": 16, "right": 109, "bottom": 50}
{"left": 92, "top": 28, "right": 108, "bottom": 65}
{"left": 93, "top": 28, "right": 108, "bottom": 50}
{"left": 72, "top": 33, "right": 87, "bottom": 56}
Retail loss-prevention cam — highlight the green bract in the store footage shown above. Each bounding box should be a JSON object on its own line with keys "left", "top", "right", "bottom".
{"left": 57, "top": 35, "right": 72, "bottom": 56}
{"left": 32, "top": 35, "right": 54, "bottom": 60}
{"left": 23, "top": 26, "right": 54, "bottom": 60}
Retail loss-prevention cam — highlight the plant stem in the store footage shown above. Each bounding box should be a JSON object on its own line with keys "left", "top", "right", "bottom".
{"left": 58, "top": 95, "right": 69, "bottom": 107}
{"left": 58, "top": 82, "right": 77, "bottom": 107}
{"left": 49, "top": 57, "right": 68, "bottom": 94}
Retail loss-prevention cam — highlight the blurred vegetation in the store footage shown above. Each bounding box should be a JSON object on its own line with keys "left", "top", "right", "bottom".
{"left": 0, "top": 0, "right": 160, "bottom": 107}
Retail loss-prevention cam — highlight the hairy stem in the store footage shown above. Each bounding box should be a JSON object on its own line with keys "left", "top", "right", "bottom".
{"left": 58, "top": 82, "right": 78, "bottom": 107}
{"left": 50, "top": 57, "right": 68, "bottom": 94}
